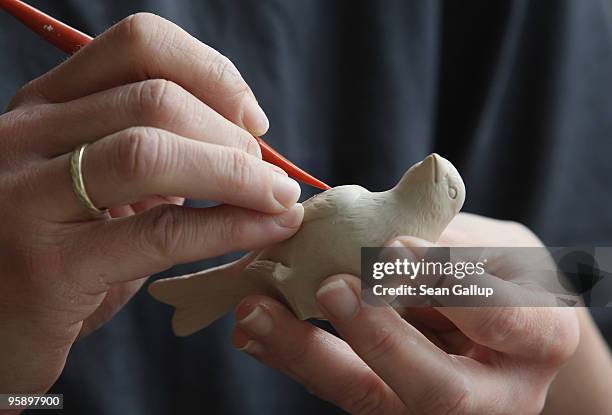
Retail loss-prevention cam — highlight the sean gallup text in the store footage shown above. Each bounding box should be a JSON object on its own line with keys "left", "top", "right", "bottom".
{"left": 372, "top": 284, "right": 494, "bottom": 298}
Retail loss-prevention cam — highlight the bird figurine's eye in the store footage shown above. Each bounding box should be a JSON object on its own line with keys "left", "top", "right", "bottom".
{"left": 448, "top": 185, "right": 457, "bottom": 199}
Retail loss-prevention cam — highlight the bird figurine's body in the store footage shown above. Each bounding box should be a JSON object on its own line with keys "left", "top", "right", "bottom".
{"left": 149, "top": 153, "right": 466, "bottom": 336}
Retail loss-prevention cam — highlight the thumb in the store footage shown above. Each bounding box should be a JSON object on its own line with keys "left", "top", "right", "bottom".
{"left": 70, "top": 203, "right": 303, "bottom": 284}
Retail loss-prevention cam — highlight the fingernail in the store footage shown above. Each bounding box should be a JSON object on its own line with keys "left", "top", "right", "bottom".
{"left": 316, "top": 278, "right": 359, "bottom": 320}
{"left": 389, "top": 240, "right": 406, "bottom": 248}
{"left": 273, "top": 174, "right": 301, "bottom": 209}
{"left": 274, "top": 203, "right": 304, "bottom": 228}
{"left": 243, "top": 98, "right": 269, "bottom": 136}
{"left": 385, "top": 239, "right": 417, "bottom": 262}
{"left": 238, "top": 305, "right": 274, "bottom": 336}
{"left": 236, "top": 339, "right": 266, "bottom": 355}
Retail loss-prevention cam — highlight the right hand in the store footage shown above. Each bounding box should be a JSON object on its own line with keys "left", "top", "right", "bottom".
{"left": 232, "top": 214, "right": 580, "bottom": 415}
{"left": 0, "top": 13, "right": 303, "bottom": 396}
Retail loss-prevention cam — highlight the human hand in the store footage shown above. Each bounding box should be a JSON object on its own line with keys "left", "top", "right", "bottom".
{"left": 0, "top": 13, "right": 303, "bottom": 395}
{"left": 231, "top": 213, "right": 579, "bottom": 414}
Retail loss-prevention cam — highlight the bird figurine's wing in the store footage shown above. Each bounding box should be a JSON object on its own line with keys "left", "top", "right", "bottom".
{"left": 303, "top": 185, "right": 366, "bottom": 222}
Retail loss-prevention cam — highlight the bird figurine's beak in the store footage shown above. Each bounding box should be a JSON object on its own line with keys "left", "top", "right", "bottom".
{"left": 422, "top": 153, "right": 438, "bottom": 183}
{"left": 409, "top": 153, "right": 445, "bottom": 183}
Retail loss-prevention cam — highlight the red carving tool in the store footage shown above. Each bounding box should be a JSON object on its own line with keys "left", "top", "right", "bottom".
{"left": 0, "top": 0, "right": 331, "bottom": 190}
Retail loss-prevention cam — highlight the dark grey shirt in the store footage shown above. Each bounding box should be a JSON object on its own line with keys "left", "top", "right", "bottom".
{"left": 1, "top": 1, "right": 611, "bottom": 414}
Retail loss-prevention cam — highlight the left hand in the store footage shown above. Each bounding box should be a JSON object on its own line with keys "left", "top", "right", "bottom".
{"left": 230, "top": 213, "right": 580, "bottom": 414}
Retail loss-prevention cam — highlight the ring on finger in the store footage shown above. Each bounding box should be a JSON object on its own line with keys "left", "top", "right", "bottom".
{"left": 70, "top": 143, "right": 108, "bottom": 215}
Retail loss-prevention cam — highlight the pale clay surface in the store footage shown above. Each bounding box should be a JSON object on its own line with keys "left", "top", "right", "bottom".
{"left": 148, "top": 153, "right": 466, "bottom": 336}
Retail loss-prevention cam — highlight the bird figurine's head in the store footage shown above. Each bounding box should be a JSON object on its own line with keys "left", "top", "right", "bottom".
{"left": 392, "top": 153, "right": 466, "bottom": 239}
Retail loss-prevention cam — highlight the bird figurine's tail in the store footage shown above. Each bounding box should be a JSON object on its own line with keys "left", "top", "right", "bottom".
{"left": 148, "top": 257, "right": 255, "bottom": 336}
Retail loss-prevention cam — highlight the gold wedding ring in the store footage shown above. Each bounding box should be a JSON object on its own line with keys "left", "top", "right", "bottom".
{"left": 70, "top": 144, "right": 107, "bottom": 215}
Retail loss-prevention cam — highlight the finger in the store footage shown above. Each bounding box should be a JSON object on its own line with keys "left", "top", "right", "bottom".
{"left": 69, "top": 203, "right": 304, "bottom": 285}
{"left": 315, "top": 274, "right": 476, "bottom": 414}
{"left": 15, "top": 80, "right": 261, "bottom": 158}
{"left": 436, "top": 306, "right": 579, "bottom": 363}
{"left": 235, "top": 295, "right": 549, "bottom": 414}
{"left": 232, "top": 296, "right": 405, "bottom": 415}
{"left": 395, "top": 236, "right": 580, "bottom": 362}
{"left": 21, "top": 13, "right": 269, "bottom": 135}
{"left": 32, "top": 127, "right": 300, "bottom": 220}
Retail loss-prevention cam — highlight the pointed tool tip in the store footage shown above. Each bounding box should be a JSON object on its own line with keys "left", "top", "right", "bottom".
{"left": 313, "top": 180, "right": 332, "bottom": 191}
{"left": 290, "top": 170, "right": 331, "bottom": 191}
{"left": 256, "top": 137, "right": 331, "bottom": 191}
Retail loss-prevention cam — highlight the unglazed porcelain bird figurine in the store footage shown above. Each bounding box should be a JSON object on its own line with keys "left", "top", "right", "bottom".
{"left": 149, "top": 153, "right": 466, "bottom": 335}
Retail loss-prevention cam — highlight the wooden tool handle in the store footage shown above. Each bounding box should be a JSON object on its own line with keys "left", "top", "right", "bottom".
{"left": 0, "top": 0, "right": 92, "bottom": 54}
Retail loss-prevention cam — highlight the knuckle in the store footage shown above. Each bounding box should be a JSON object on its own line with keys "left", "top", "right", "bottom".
{"left": 115, "top": 12, "right": 168, "bottom": 51}
{"left": 478, "top": 306, "right": 522, "bottom": 346}
{"left": 360, "top": 325, "right": 398, "bottom": 364}
{"left": 205, "top": 52, "right": 250, "bottom": 97}
{"left": 539, "top": 309, "right": 579, "bottom": 367}
{"left": 7, "top": 86, "right": 31, "bottom": 110}
{"left": 208, "top": 54, "right": 240, "bottom": 85}
{"left": 0, "top": 111, "right": 27, "bottom": 166}
{"left": 7, "top": 80, "right": 47, "bottom": 110}
{"left": 134, "top": 79, "right": 183, "bottom": 125}
{"left": 114, "top": 127, "right": 165, "bottom": 182}
{"left": 143, "top": 205, "right": 184, "bottom": 259}
{"left": 219, "top": 149, "right": 254, "bottom": 194}
{"left": 547, "top": 334, "right": 579, "bottom": 368}
{"left": 343, "top": 376, "right": 388, "bottom": 415}
{"left": 219, "top": 210, "right": 249, "bottom": 247}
